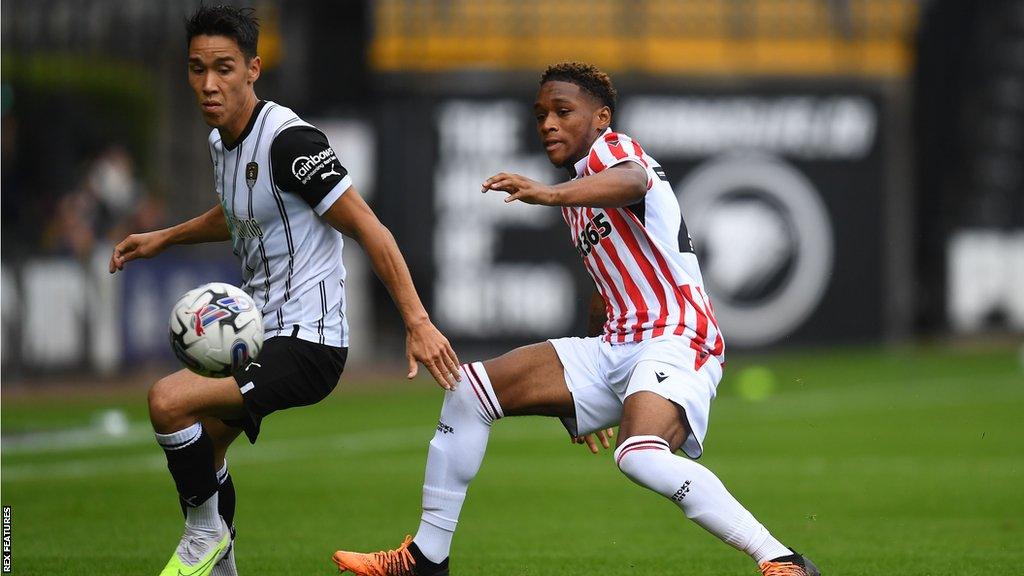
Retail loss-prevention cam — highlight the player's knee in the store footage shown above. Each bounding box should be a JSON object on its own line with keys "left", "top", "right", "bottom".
{"left": 451, "top": 362, "right": 504, "bottom": 423}
{"left": 614, "top": 446, "right": 639, "bottom": 481}
{"left": 148, "top": 375, "right": 189, "bottom": 427}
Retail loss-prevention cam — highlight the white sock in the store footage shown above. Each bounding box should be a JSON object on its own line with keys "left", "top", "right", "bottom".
{"left": 216, "top": 460, "right": 229, "bottom": 485}
{"left": 413, "top": 362, "right": 502, "bottom": 563}
{"left": 154, "top": 422, "right": 203, "bottom": 450}
{"left": 185, "top": 491, "right": 221, "bottom": 532}
{"left": 614, "top": 435, "right": 791, "bottom": 565}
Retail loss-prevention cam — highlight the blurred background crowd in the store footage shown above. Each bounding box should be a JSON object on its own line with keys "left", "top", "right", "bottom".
{"left": 2, "top": 0, "right": 1022, "bottom": 381}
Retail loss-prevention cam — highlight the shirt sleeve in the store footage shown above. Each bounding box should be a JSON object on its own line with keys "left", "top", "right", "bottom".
{"left": 270, "top": 126, "right": 352, "bottom": 215}
{"left": 587, "top": 132, "right": 654, "bottom": 189}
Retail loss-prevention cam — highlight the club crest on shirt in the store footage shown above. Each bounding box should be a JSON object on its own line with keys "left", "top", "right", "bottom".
{"left": 245, "top": 162, "right": 259, "bottom": 191}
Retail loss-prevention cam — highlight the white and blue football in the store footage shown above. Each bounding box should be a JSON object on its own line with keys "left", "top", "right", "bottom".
{"left": 169, "top": 282, "right": 263, "bottom": 377}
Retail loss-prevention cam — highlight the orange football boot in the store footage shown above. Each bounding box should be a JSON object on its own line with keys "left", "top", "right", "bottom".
{"left": 759, "top": 549, "right": 821, "bottom": 576}
{"left": 333, "top": 535, "right": 448, "bottom": 576}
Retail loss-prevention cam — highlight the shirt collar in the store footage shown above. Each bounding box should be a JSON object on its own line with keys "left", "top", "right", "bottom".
{"left": 223, "top": 99, "right": 267, "bottom": 151}
{"left": 572, "top": 127, "right": 613, "bottom": 178}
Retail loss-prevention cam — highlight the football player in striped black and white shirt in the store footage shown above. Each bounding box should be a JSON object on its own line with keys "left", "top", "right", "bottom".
{"left": 332, "top": 63, "right": 819, "bottom": 576}
{"left": 109, "top": 6, "right": 461, "bottom": 576}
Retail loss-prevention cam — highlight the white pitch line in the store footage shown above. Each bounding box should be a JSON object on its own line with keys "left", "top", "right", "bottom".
{"left": 13, "top": 369, "right": 1015, "bottom": 482}
{"left": 1, "top": 424, "right": 559, "bottom": 482}
{"left": 1, "top": 426, "right": 427, "bottom": 482}
{"left": 2, "top": 423, "right": 155, "bottom": 454}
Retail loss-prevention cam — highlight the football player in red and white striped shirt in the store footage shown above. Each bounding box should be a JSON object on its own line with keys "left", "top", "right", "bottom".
{"left": 333, "top": 63, "right": 819, "bottom": 576}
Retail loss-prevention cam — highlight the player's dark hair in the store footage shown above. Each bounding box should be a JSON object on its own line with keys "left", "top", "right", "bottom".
{"left": 541, "top": 62, "right": 617, "bottom": 115}
{"left": 186, "top": 4, "right": 260, "bottom": 60}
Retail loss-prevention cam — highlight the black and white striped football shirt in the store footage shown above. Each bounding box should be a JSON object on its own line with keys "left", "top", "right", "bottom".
{"left": 210, "top": 100, "right": 349, "bottom": 348}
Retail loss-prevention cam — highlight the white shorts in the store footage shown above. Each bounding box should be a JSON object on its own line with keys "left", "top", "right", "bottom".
{"left": 549, "top": 335, "right": 722, "bottom": 459}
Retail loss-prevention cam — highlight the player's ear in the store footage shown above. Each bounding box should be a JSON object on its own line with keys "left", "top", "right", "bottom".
{"left": 595, "top": 105, "right": 611, "bottom": 132}
{"left": 247, "top": 55, "right": 261, "bottom": 85}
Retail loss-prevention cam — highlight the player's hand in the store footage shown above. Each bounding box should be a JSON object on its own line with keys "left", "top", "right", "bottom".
{"left": 573, "top": 428, "right": 615, "bottom": 454}
{"left": 406, "top": 318, "right": 461, "bottom": 391}
{"left": 482, "top": 172, "right": 556, "bottom": 205}
{"left": 109, "top": 230, "right": 170, "bottom": 273}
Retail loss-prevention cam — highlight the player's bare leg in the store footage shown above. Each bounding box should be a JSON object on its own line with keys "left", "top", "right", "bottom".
{"left": 615, "top": 392, "right": 820, "bottom": 576}
{"left": 150, "top": 370, "right": 244, "bottom": 576}
{"left": 149, "top": 369, "right": 246, "bottom": 432}
{"left": 333, "top": 342, "right": 574, "bottom": 576}
{"left": 485, "top": 342, "right": 576, "bottom": 415}
{"left": 205, "top": 417, "right": 243, "bottom": 469}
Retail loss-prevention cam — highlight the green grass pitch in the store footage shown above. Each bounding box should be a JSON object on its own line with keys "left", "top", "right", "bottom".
{"left": 3, "top": 345, "right": 1023, "bottom": 575}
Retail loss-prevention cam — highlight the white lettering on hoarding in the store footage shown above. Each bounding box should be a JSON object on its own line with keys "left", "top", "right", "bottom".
{"left": 620, "top": 96, "right": 877, "bottom": 160}
{"left": 948, "top": 230, "right": 1024, "bottom": 332}
{"left": 434, "top": 101, "right": 573, "bottom": 337}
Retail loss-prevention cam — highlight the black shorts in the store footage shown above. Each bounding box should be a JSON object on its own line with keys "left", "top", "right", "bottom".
{"left": 223, "top": 335, "right": 347, "bottom": 443}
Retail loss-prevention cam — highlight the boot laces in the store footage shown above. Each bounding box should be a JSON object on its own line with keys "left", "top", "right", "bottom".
{"left": 178, "top": 533, "right": 205, "bottom": 564}
{"left": 760, "top": 560, "right": 807, "bottom": 576}
{"left": 370, "top": 536, "right": 415, "bottom": 576}
{"left": 177, "top": 524, "right": 222, "bottom": 566}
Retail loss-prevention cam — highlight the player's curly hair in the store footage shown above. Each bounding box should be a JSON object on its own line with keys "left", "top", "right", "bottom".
{"left": 540, "top": 62, "right": 618, "bottom": 114}
{"left": 186, "top": 4, "right": 260, "bottom": 60}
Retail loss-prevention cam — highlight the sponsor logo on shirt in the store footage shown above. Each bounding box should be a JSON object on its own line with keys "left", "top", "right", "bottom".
{"left": 291, "top": 148, "right": 339, "bottom": 185}
{"left": 227, "top": 214, "right": 264, "bottom": 239}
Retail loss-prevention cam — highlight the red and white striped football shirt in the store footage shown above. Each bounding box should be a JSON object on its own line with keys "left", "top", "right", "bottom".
{"left": 562, "top": 129, "right": 725, "bottom": 368}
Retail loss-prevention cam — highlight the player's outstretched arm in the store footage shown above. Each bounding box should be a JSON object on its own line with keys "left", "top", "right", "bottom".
{"left": 321, "top": 185, "right": 461, "bottom": 390}
{"left": 482, "top": 162, "right": 647, "bottom": 207}
{"left": 109, "top": 205, "right": 230, "bottom": 273}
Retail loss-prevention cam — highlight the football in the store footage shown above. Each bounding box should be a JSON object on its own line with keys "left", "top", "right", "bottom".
{"left": 168, "top": 282, "right": 264, "bottom": 377}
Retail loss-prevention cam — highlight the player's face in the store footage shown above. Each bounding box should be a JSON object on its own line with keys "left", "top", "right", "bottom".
{"left": 534, "top": 81, "right": 611, "bottom": 168}
{"left": 187, "top": 35, "right": 261, "bottom": 133}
